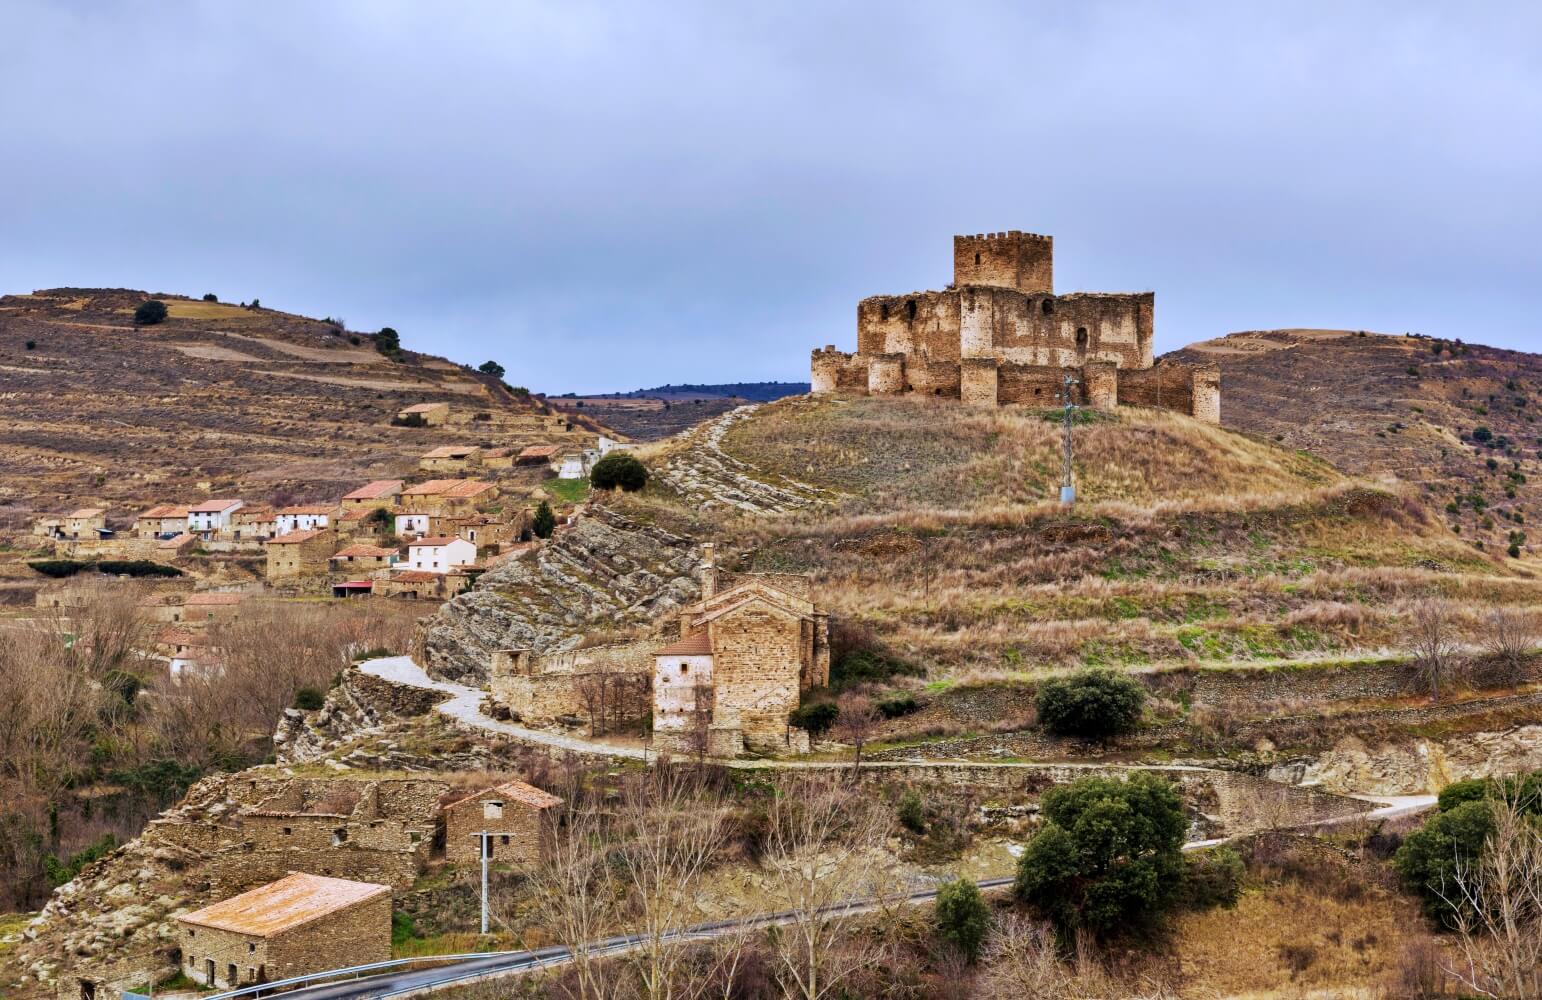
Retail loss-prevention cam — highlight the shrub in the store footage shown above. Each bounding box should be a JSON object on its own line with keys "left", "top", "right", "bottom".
{"left": 532, "top": 500, "right": 556, "bottom": 539}
{"left": 1394, "top": 799, "right": 1495, "bottom": 924}
{"left": 590, "top": 452, "right": 649, "bottom": 492}
{"left": 877, "top": 691, "right": 920, "bottom": 718}
{"left": 133, "top": 299, "right": 168, "bottom": 325}
{"left": 1035, "top": 669, "right": 1145, "bottom": 739}
{"left": 1014, "top": 772, "right": 1186, "bottom": 934}
{"left": 293, "top": 687, "right": 325, "bottom": 711}
{"left": 478, "top": 360, "right": 506, "bottom": 379}
{"left": 934, "top": 878, "right": 990, "bottom": 962}
{"left": 1472, "top": 426, "right": 1493, "bottom": 443}
{"left": 1181, "top": 847, "right": 1245, "bottom": 910}
{"left": 43, "top": 834, "right": 118, "bottom": 887}
{"left": 375, "top": 327, "right": 401, "bottom": 356}
{"left": 1437, "top": 778, "right": 1489, "bottom": 812}
{"left": 897, "top": 789, "right": 926, "bottom": 833}
{"left": 788, "top": 700, "right": 838, "bottom": 736}
{"left": 202, "top": 292, "right": 218, "bottom": 302}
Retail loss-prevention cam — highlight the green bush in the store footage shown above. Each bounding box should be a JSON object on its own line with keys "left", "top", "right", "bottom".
{"left": 590, "top": 452, "right": 649, "bottom": 492}
{"left": 1436, "top": 778, "right": 1488, "bottom": 812}
{"left": 134, "top": 299, "right": 168, "bottom": 325}
{"left": 1015, "top": 772, "right": 1186, "bottom": 934}
{"left": 789, "top": 700, "right": 838, "bottom": 736}
{"left": 97, "top": 560, "right": 183, "bottom": 577}
{"left": 897, "top": 789, "right": 926, "bottom": 833}
{"left": 934, "top": 878, "right": 990, "bottom": 962}
{"left": 391, "top": 910, "right": 418, "bottom": 947}
{"left": 1472, "top": 426, "right": 1493, "bottom": 443}
{"left": 1181, "top": 847, "right": 1245, "bottom": 910}
{"left": 830, "top": 648, "right": 920, "bottom": 689}
{"left": 375, "top": 327, "right": 401, "bottom": 356}
{"left": 1394, "top": 800, "right": 1496, "bottom": 924}
{"left": 202, "top": 293, "right": 218, "bottom": 302}
{"left": 532, "top": 500, "right": 556, "bottom": 539}
{"left": 293, "top": 687, "right": 325, "bottom": 711}
{"left": 28, "top": 559, "right": 86, "bottom": 578}
{"left": 877, "top": 691, "right": 920, "bottom": 718}
{"left": 478, "top": 360, "right": 506, "bottom": 379}
{"left": 1035, "top": 669, "right": 1145, "bottom": 739}
{"left": 44, "top": 834, "right": 119, "bottom": 886}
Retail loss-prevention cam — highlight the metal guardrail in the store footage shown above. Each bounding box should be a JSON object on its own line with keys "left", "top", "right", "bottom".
{"left": 200, "top": 951, "right": 535, "bottom": 1000}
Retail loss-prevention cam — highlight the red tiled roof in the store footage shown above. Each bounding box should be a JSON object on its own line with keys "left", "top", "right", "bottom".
{"left": 388, "top": 570, "right": 443, "bottom": 583}
{"left": 140, "top": 504, "right": 188, "bottom": 519}
{"left": 408, "top": 536, "right": 465, "bottom": 548}
{"left": 266, "top": 528, "right": 330, "bottom": 545}
{"left": 444, "top": 779, "right": 562, "bottom": 811}
{"left": 442, "top": 480, "right": 494, "bottom": 499}
{"left": 334, "top": 580, "right": 375, "bottom": 590}
{"left": 422, "top": 445, "right": 478, "bottom": 459}
{"left": 332, "top": 544, "right": 398, "bottom": 559}
{"left": 188, "top": 499, "right": 242, "bottom": 514}
{"left": 654, "top": 632, "right": 713, "bottom": 657}
{"left": 157, "top": 533, "right": 195, "bottom": 549}
{"left": 517, "top": 445, "right": 559, "bottom": 459}
{"left": 400, "top": 479, "right": 462, "bottom": 496}
{"left": 177, "top": 873, "right": 390, "bottom": 937}
{"left": 342, "top": 480, "right": 404, "bottom": 501}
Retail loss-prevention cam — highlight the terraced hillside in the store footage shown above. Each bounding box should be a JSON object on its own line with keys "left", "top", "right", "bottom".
{"left": 0, "top": 288, "right": 605, "bottom": 533}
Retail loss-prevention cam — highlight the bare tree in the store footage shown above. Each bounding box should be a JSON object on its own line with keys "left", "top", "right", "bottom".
{"left": 1482, "top": 607, "right": 1538, "bottom": 688}
{"left": 972, "top": 912, "right": 1066, "bottom": 998}
{"left": 1439, "top": 791, "right": 1542, "bottom": 1000}
{"left": 1408, "top": 598, "right": 1463, "bottom": 703}
{"left": 761, "top": 773, "right": 894, "bottom": 1000}
{"left": 684, "top": 680, "right": 715, "bottom": 767}
{"left": 832, "top": 692, "right": 879, "bottom": 774}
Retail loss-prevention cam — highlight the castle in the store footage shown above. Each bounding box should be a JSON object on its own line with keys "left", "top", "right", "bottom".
{"left": 811, "top": 231, "right": 1219, "bottom": 420}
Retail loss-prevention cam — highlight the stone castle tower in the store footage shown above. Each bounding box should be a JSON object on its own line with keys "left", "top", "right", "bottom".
{"left": 811, "top": 231, "right": 1219, "bottom": 421}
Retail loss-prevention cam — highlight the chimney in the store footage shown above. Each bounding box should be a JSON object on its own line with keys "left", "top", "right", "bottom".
{"left": 700, "top": 543, "right": 718, "bottom": 599}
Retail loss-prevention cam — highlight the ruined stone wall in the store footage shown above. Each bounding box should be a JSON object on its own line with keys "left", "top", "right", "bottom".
{"left": 181, "top": 923, "right": 266, "bottom": 988}
{"left": 265, "top": 892, "right": 391, "bottom": 983}
{"left": 952, "top": 231, "right": 1053, "bottom": 294}
{"left": 711, "top": 606, "right": 804, "bottom": 752}
{"left": 995, "top": 363, "right": 1080, "bottom": 407}
{"left": 1117, "top": 361, "right": 1199, "bottom": 415}
{"left": 443, "top": 794, "right": 548, "bottom": 870}
{"left": 866, "top": 353, "right": 905, "bottom": 394}
{"left": 856, "top": 291, "right": 959, "bottom": 361}
{"left": 907, "top": 359, "right": 961, "bottom": 396}
{"left": 959, "top": 358, "right": 998, "bottom": 407}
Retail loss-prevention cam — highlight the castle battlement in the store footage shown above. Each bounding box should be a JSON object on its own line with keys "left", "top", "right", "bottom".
{"left": 810, "top": 230, "right": 1218, "bottom": 423}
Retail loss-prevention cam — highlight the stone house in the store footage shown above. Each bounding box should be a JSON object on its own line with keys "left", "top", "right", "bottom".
{"left": 276, "top": 505, "right": 336, "bottom": 536}
{"left": 441, "top": 780, "right": 562, "bottom": 870}
{"left": 59, "top": 508, "right": 108, "bottom": 540}
{"left": 419, "top": 445, "right": 482, "bottom": 472}
{"left": 176, "top": 872, "right": 391, "bottom": 989}
{"left": 453, "top": 513, "right": 525, "bottom": 551}
{"left": 135, "top": 504, "right": 189, "bottom": 539}
{"left": 652, "top": 546, "right": 829, "bottom": 756}
{"left": 516, "top": 444, "right": 559, "bottom": 466}
{"left": 398, "top": 478, "right": 498, "bottom": 517}
{"left": 341, "top": 479, "right": 404, "bottom": 510}
{"left": 265, "top": 528, "right": 338, "bottom": 580}
{"left": 394, "top": 512, "right": 432, "bottom": 538}
{"left": 556, "top": 453, "right": 587, "bottom": 479}
{"left": 396, "top": 401, "right": 449, "bottom": 426}
{"left": 402, "top": 536, "right": 477, "bottom": 573}
{"left": 157, "top": 532, "right": 197, "bottom": 557}
{"left": 372, "top": 569, "right": 469, "bottom": 600}
{"left": 337, "top": 505, "right": 394, "bottom": 540}
{"left": 480, "top": 447, "right": 516, "bottom": 470}
{"left": 188, "top": 499, "right": 244, "bottom": 535}
{"left": 329, "top": 543, "right": 398, "bottom": 573}
{"left": 231, "top": 505, "right": 278, "bottom": 542}
{"left": 181, "top": 591, "right": 246, "bottom": 624}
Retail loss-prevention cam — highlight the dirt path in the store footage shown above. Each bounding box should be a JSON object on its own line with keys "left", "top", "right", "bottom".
{"left": 654, "top": 405, "right": 835, "bottom": 514}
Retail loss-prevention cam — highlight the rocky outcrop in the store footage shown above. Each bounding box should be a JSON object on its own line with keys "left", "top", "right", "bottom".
{"left": 419, "top": 505, "right": 701, "bottom": 684}
{"left": 274, "top": 666, "right": 452, "bottom": 764}
{"left": 655, "top": 405, "right": 831, "bottom": 514}
{"left": 1264, "top": 725, "right": 1542, "bottom": 796}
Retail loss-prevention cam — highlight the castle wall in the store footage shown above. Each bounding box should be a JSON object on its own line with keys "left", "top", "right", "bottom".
{"left": 1084, "top": 361, "right": 1119, "bottom": 410}
{"left": 867, "top": 353, "right": 905, "bottom": 395}
{"left": 959, "top": 358, "right": 999, "bottom": 407}
{"left": 952, "top": 231, "right": 1053, "bottom": 293}
{"left": 996, "top": 364, "right": 1081, "bottom": 407}
{"left": 857, "top": 292, "right": 960, "bottom": 361}
{"left": 1117, "top": 362, "right": 1199, "bottom": 415}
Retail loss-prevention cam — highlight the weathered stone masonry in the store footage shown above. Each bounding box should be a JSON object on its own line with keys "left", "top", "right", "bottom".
{"left": 811, "top": 230, "right": 1219, "bottom": 420}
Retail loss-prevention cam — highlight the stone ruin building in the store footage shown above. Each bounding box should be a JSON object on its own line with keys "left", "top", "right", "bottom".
{"left": 652, "top": 544, "right": 828, "bottom": 756}
{"left": 811, "top": 230, "right": 1219, "bottom": 420}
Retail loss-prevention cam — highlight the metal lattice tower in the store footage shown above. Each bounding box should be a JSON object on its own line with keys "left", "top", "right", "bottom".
{"left": 1059, "top": 374, "right": 1080, "bottom": 505}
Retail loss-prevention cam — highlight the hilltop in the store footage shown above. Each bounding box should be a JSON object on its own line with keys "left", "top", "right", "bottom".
{"left": 0, "top": 288, "right": 607, "bottom": 533}
{"left": 1173, "top": 328, "right": 1542, "bottom": 559}
{"left": 547, "top": 381, "right": 810, "bottom": 440}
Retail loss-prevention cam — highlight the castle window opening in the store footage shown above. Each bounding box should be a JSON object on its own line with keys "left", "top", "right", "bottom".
{"left": 974, "top": 251, "right": 981, "bottom": 264}
{"left": 281, "top": 827, "right": 291, "bottom": 835}
{"left": 879, "top": 303, "right": 889, "bottom": 320}
{"left": 1042, "top": 299, "right": 1054, "bottom": 315}
{"left": 905, "top": 299, "right": 917, "bottom": 320}
{"left": 332, "top": 827, "right": 348, "bottom": 845}
{"left": 1075, "top": 327, "right": 1088, "bottom": 347}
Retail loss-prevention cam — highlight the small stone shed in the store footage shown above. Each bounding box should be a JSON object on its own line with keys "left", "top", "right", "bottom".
{"left": 442, "top": 780, "right": 562, "bottom": 870}
{"left": 176, "top": 872, "right": 391, "bottom": 989}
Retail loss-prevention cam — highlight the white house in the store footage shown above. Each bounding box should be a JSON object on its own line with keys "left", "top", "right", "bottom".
{"left": 401, "top": 536, "right": 477, "bottom": 573}
{"left": 187, "top": 499, "right": 244, "bottom": 534}
{"left": 651, "top": 632, "right": 716, "bottom": 745}
{"left": 395, "top": 513, "right": 431, "bottom": 537}
{"left": 276, "top": 505, "right": 335, "bottom": 536}
{"left": 556, "top": 454, "right": 587, "bottom": 480}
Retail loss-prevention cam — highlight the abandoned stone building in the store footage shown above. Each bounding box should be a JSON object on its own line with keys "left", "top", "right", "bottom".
{"left": 489, "top": 642, "right": 654, "bottom": 731}
{"left": 811, "top": 231, "right": 1219, "bottom": 421}
{"left": 177, "top": 872, "right": 391, "bottom": 989}
{"left": 652, "top": 545, "right": 829, "bottom": 756}
{"left": 441, "top": 780, "right": 562, "bottom": 870}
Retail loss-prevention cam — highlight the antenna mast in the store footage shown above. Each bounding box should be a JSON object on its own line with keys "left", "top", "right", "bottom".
{"left": 1059, "top": 374, "right": 1080, "bottom": 505}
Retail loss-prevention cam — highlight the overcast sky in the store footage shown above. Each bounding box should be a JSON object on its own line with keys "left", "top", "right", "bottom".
{"left": 3, "top": 2, "right": 1539, "bottom": 392}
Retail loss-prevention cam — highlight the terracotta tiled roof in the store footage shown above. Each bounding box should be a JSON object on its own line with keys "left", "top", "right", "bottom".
{"left": 67, "top": 508, "right": 105, "bottom": 519}
{"left": 185, "top": 592, "right": 245, "bottom": 606}
{"left": 422, "top": 445, "right": 478, "bottom": 459}
{"left": 157, "top": 533, "right": 195, "bottom": 549}
{"left": 158, "top": 627, "right": 210, "bottom": 646}
{"left": 139, "top": 504, "right": 188, "bottom": 519}
{"left": 445, "top": 779, "right": 562, "bottom": 811}
{"left": 408, "top": 536, "right": 464, "bottom": 548}
{"left": 442, "top": 480, "right": 494, "bottom": 499}
{"left": 332, "top": 544, "right": 398, "bottom": 559}
{"left": 388, "top": 570, "right": 443, "bottom": 583}
{"left": 266, "top": 528, "right": 329, "bottom": 545}
{"left": 342, "top": 480, "right": 404, "bottom": 501}
{"left": 235, "top": 505, "right": 276, "bottom": 518}
{"left": 177, "top": 872, "right": 390, "bottom": 937}
{"left": 278, "top": 505, "right": 336, "bottom": 516}
{"left": 188, "top": 499, "right": 243, "bottom": 514}
{"left": 516, "top": 445, "right": 559, "bottom": 459}
{"left": 654, "top": 631, "right": 713, "bottom": 657}
{"left": 400, "top": 479, "right": 462, "bottom": 496}
{"left": 482, "top": 447, "right": 514, "bottom": 458}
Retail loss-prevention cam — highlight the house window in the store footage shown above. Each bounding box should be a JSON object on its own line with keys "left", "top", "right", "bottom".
{"left": 188, "top": 929, "right": 195, "bottom": 937}
{"left": 248, "top": 943, "right": 256, "bottom": 954}
{"left": 879, "top": 303, "right": 889, "bottom": 320}
{"left": 281, "top": 827, "right": 292, "bottom": 835}
{"left": 680, "top": 664, "right": 688, "bottom": 675}
{"left": 409, "top": 831, "right": 421, "bottom": 844}
{"left": 500, "top": 835, "right": 510, "bottom": 846}
{"left": 484, "top": 800, "right": 504, "bottom": 820}
{"left": 332, "top": 827, "right": 348, "bottom": 846}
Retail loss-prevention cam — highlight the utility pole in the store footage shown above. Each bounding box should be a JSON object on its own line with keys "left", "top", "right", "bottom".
{"left": 1059, "top": 374, "right": 1080, "bottom": 505}
{"left": 473, "top": 831, "right": 490, "bottom": 934}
